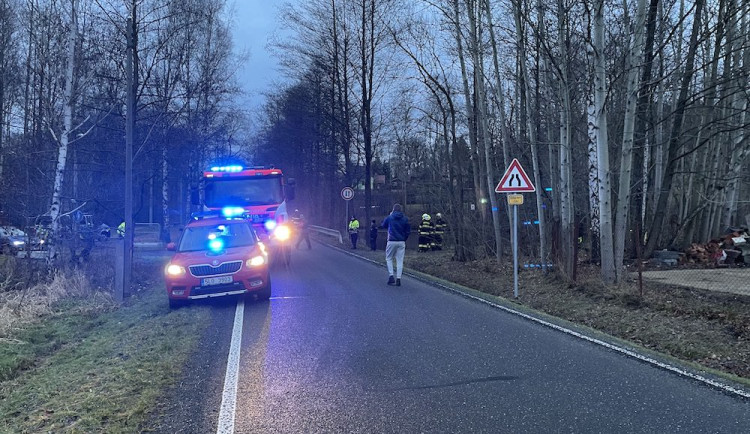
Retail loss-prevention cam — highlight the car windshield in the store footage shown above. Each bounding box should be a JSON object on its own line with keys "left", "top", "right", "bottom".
{"left": 204, "top": 176, "right": 283, "bottom": 207}
{"left": 1, "top": 227, "right": 25, "bottom": 237}
{"left": 178, "top": 222, "right": 256, "bottom": 252}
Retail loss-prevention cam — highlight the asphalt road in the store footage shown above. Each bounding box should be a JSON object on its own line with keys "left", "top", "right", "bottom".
{"left": 151, "top": 243, "right": 750, "bottom": 433}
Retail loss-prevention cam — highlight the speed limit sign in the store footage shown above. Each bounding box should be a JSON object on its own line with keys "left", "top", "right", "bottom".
{"left": 341, "top": 187, "right": 355, "bottom": 201}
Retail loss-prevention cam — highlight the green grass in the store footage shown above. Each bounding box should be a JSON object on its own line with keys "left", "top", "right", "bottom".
{"left": 0, "top": 286, "right": 211, "bottom": 433}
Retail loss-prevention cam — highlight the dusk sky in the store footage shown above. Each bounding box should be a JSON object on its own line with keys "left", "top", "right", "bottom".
{"left": 230, "top": 0, "right": 287, "bottom": 115}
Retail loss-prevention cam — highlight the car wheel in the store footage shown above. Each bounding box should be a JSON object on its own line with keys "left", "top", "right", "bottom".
{"left": 169, "top": 298, "right": 188, "bottom": 309}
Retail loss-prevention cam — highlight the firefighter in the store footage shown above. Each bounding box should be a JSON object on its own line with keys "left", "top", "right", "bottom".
{"left": 418, "top": 213, "right": 434, "bottom": 252}
{"left": 295, "top": 214, "right": 311, "bottom": 250}
{"left": 348, "top": 216, "right": 360, "bottom": 249}
{"left": 433, "top": 212, "right": 447, "bottom": 250}
{"left": 117, "top": 220, "right": 125, "bottom": 238}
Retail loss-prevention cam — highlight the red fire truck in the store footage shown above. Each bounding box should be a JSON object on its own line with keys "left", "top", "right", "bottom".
{"left": 199, "top": 164, "right": 295, "bottom": 266}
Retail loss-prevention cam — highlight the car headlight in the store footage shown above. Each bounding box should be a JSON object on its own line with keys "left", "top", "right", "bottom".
{"left": 273, "top": 224, "right": 291, "bottom": 241}
{"left": 12, "top": 240, "right": 24, "bottom": 246}
{"left": 165, "top": 264, "right": 186, "bottom": 276}
{"left": 246, "top": 255, "right": 266, "bottom": 267}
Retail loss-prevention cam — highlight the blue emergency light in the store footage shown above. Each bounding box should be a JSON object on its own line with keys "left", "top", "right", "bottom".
{"left": 264, "top": 220, "right": 277, "bottom": 231}
{"left": 210, "top": 165, "right": 244, "bottom": 172}
{"left": 208, "top": 238, "right": 225, "bottom": 252}
{"left": 222, "top": 206, "right": 245, "bottom": 217}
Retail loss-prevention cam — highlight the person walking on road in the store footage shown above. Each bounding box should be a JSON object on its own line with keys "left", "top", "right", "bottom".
{"left": 369, "top": 219, "right": 378, "bottom": 251}
{"left": 295, "top": 214, "right": 311, "bottom": 250}
{"left": 380, "top": 204, "right": 410, "bottom": 286}
{"left": 348, "top": 216, "right": 360, "bottom": 249}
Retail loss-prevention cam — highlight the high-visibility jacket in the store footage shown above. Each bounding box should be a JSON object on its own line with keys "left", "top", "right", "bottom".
{"left": 418, "top": 219, "right": 434, "bottom": 251}
{"left": 348, "top": 219, "right": 360, "bottom": 234}
{"left": 117, "top": 222, "right": 125, "bottom": 237}
{"left": 434, "top": 217, "right": 447, "bottom": 234}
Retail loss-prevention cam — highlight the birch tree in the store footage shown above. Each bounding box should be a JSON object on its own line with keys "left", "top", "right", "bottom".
{"left": 592, "top": 0, "right": 615, "bottom": 284}
{"left": 613, "top": 0, "right": 648, "bottom": 281}
{"left": 48, "top": 0, "right": 82, "bottom": 261}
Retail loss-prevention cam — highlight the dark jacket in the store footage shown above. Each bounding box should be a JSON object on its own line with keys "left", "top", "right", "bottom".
{"left": 380, "top": 211, "right": 411, "bottom": 242}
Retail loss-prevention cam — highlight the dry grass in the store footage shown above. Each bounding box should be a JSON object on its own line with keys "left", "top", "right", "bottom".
{"left": 0, "top": 253, "right": 117, "bottom": 339}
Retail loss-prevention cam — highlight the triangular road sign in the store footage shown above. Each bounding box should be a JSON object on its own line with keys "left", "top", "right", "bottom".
{"left": 495, "top": 158, "right": 536, "bottom": 193}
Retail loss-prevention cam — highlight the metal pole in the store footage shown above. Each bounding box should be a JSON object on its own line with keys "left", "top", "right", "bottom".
{"left": 513, "top": 204, "right": 519, "bottom": 298}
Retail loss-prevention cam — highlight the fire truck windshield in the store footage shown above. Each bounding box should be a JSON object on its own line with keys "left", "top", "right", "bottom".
{"left": 204, "top": 176, "right": 284, "bottom": 208}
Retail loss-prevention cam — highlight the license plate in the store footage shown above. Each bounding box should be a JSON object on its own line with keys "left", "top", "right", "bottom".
{"left": 202, "top": 275, "right": 233, "bottom": 286}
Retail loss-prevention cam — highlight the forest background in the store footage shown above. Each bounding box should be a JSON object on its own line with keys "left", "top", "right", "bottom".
{"left": 0, "top": 0, "right": 748, "bottom": 285}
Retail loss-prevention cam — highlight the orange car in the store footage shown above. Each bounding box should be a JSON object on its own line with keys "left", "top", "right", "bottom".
{"left": 164, "top": 216, "right": 271, "bottom": 308}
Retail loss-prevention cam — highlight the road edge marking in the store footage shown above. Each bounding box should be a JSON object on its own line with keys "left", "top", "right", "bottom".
{"left": 217, "top": 298, "right": 244, "bottom": 434}
{"left": 324, "top": 243, "right": 750, "bottom": 399}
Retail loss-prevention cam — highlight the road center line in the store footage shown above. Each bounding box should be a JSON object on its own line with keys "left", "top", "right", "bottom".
{"left": 217, "top": 299, "right": 244, "bottom": 434}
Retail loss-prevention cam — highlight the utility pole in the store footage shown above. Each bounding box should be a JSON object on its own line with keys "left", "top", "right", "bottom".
{"left": 124, "top": 15, "right": 135, "bottom": 297}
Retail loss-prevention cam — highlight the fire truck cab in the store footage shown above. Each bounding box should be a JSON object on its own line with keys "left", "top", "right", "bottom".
{"left": 199, "top": 164, "right": 295, "bottom": 266}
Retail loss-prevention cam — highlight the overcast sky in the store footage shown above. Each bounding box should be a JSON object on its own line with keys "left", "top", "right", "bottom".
{"left": 230, "top": 0, "right": 287, "bottom": 117}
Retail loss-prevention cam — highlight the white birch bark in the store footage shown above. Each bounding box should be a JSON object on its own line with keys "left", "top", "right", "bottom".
{"left": 48, "top": 0, "right": 78, "bottom": 262}
{"left": 614, "top": 0, "right": 648, "bottom": 282}
{"left": 593, "top": 0, "right": 616, "bottom": 284}
{"left": 587, "top": 99, "right": 600, "bottom": 259}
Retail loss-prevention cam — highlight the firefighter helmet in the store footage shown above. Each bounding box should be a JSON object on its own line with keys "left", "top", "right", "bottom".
{"left": 422, "top": 213, "right": 431, "bottom": 221}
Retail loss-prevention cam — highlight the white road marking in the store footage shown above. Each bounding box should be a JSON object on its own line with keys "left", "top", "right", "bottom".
{"left": 216, "top": 299, "right": 244, "bottom": 434}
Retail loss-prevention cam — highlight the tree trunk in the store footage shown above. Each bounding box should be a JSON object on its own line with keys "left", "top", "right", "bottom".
{"left": 592, "top": 0, "right": 616, "bottom": 283}
{"left": 467, "top": 0, "right": 502, "bottom": 259}
{"left": 614, "top": 0, "right": 648, "bottom": 282}
{"left": 644, "top": 0, "right": 705, "bottom": 258}
{"left": 510, "top": 0, "right": 547, "bottom": 269}
{"left": 453, "top": 0, "right": 483, "bottom": 226}
{"left": 48, "top": 0, "right": 79, "bottom": 263}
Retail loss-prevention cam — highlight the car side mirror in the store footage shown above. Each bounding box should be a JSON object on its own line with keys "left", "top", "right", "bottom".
{"left": 166, "top": 242, "right": 176, "bottom": 251}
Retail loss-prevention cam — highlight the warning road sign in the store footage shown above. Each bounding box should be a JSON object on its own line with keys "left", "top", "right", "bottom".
{"left": 495, "top": 159, "right": 535, "bottom": 193}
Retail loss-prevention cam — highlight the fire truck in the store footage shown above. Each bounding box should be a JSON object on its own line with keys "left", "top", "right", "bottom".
{"left": 198, "top": 164, "right": 296, "bottom": 266}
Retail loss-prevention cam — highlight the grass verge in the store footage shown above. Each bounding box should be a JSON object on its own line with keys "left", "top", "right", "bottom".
{"left": 0, "top": 261, "right": 211, "bottom": 433}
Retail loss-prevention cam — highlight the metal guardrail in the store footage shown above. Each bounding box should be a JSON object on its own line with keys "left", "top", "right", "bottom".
{"left": 309, "top": 225, "right": 343, "bottom": 244}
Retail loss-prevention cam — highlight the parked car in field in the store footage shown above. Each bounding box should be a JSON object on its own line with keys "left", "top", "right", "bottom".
{"left": 164, "top": 214, "right": 271, "bottom": 308}
{"left": 0, "top": 226, "right": 27, "bottom": 255}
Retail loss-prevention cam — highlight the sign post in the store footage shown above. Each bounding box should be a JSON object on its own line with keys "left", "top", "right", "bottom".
{"left": 341, "top": 187, "right": 354, "bottom": 229}
{"left": 495, "top": 159, "right": 535, "bottom": 298}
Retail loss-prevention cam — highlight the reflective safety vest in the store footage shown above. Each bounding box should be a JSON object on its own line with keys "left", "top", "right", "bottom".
{"left": 348, "top": 219, "right": 360, "bottom": 234}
